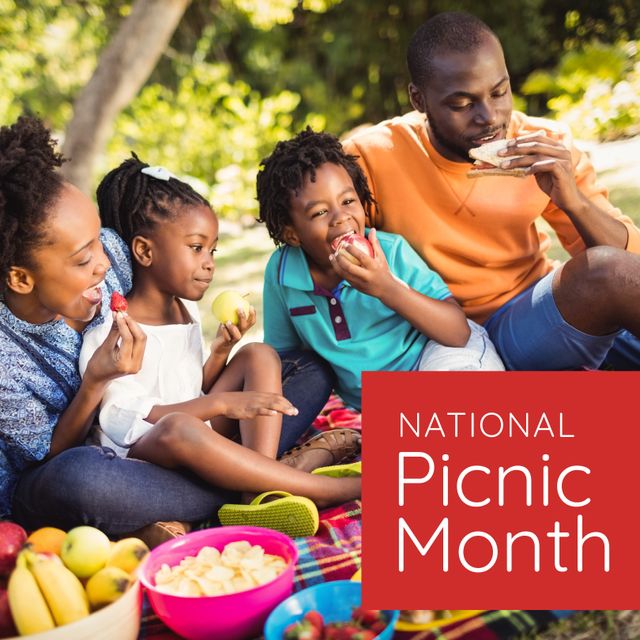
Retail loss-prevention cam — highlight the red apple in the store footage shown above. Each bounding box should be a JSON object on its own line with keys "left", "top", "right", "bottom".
{"left": 0, "top": 522, "right": 27, "bottom": 577}
{"left": 0, "top": 587, "right": 16, "bottom": 638}
{"left": 331, "top": 232, "right": 374, "bottom": 265}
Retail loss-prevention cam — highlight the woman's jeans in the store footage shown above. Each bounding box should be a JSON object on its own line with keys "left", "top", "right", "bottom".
{"left": 12, "top": 350, "right": 334, "bottom": 535}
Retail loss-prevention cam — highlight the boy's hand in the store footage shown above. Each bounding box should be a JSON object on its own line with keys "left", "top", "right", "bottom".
{"left": 330, "top": 228, "right": 395, "bottom": 298}
{"left": 211, "top": 391, "right": 298, "bottom": 419}
{"left": 84, "top": 312, "right": 146, "bottom": 388}
{"left": 210, "top": 305, "right": 256, "bottom": 356}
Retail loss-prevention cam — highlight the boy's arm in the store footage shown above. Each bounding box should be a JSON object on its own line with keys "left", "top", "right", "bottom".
{"left": 331, "top": 229, "right": 470, "bottom": 347}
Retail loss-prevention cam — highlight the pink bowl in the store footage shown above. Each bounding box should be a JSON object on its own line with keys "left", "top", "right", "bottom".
{"left": 139, "top": 526, "right": 298, "bottom": 640}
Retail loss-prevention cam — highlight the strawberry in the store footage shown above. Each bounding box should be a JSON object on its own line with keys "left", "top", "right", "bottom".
{"left": 352, "top": 608, "right": 384, "bottom": 627}
{"left": 284, "top": 620, "right": 321, "bottom": 640}
{"left": 110, "top": 291, "right": 128, "bottom": 313}
{"left": 369, "top": 620, "right": 387, "bottom": 634}
{"left": 336, "top": 623, "right": 363, "bottom": 640}
{"left": 304, "top": 610, "right": 324, "bottom": 632}
{"left": 352, "top": 631, "right": 377, "bottom": 640}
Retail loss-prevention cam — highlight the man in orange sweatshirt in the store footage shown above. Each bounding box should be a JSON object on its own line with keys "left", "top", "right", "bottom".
{"left": 343, "top": 11, "right": 640, "bottom": 370}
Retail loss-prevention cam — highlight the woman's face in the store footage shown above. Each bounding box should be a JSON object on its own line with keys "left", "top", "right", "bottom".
{"left": 21, "top": 183, "right": 110, "bottom": 324}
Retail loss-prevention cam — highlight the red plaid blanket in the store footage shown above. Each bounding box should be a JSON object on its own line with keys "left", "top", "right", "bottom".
{"left": 138, "top": 397, "right": 573, "bottom": 639}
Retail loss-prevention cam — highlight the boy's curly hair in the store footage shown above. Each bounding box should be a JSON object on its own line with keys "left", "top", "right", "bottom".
{"left": 256, "top": 127, "right": 374, "bottom": 245}
{"left": 97, "top": 153, "right": 211, "bottom": 244}
{"left": 0, "top": 116, "right": 66, "bottom": 290}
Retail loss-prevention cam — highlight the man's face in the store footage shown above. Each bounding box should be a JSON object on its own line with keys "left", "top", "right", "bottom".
{"left": 409, "top": 33, "right": 513, "bottom": 163}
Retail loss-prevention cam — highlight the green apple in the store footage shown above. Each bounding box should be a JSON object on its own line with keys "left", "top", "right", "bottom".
{"left": 211, "top": 290, "right": 251, "bottom": 325}
{"left": 60, "top": 526, "right": 111, "bottom": 579}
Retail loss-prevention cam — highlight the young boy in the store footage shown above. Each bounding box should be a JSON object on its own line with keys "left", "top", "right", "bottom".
{"left": 257, "top": 129, "right": 504, "bottom": 411}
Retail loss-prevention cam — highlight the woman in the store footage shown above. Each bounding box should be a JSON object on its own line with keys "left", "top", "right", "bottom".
{"left": 0, "top": 116, "right": 354, "bottom": 540}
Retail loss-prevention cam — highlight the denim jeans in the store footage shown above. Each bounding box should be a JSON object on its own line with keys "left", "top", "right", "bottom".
{"left": 12, "top": 350, "right": 334, "bottom": 535}
{"left": 602, "top": 330, "right": 640, "bottom": 370}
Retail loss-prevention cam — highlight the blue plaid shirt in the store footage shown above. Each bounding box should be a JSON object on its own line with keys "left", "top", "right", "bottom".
{"left": 0, "top": 229, "right": 131, "bottom": 517}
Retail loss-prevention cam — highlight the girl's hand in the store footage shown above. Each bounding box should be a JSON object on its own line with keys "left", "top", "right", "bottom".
{"left": 330, "top": 228, "right": 396, "bottom": 298}
{"left": 210, "top": 306, "right": 257, "bottom": 356}
{"left": 212, "top": 391, "right": 298, "bottom": 419}
{"left": 84, "top": 312, "right": 146, "bottom": 388}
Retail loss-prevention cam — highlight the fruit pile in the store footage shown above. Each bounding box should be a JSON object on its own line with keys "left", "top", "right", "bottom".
{"left": 0, "top": 521, "right": 148, "bottom": 637}
{"left": 284, "top": 607, "right": 389, "bottom": 640}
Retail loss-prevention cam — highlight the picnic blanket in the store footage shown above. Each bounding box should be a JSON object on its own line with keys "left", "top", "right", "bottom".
{"left": 138, "top": 396, "right": 575, "bottom": 639}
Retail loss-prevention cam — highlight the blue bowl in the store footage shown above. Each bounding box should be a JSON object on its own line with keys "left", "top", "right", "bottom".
{"left": 264, "top": 580, "right": 399, "bottom": 640}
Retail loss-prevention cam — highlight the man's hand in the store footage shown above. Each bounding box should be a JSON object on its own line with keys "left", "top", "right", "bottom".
{"left": 84, "top": 312, "right": 146, "bottom": 388}
{"left": 210, "top": 305, "right": 256, "bottom": 357}
{"left": 498, "top": 133, "right": 584, "bottom": 214}
{"left": 329, "top": 228, "right": 396, "bottom": 298}
{"left": 211, "top": 391, "right": 298, "bottom": 419}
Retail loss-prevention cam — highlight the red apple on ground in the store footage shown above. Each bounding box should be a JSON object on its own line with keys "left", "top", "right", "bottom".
{"left": 0, "top": 522, "right": 27, "bottom": 577}
{"left": 331, "top": 232, "right": 374, "bottom": 265}
{"left": 0, "top": 587, "right": 17, "bottom": 638}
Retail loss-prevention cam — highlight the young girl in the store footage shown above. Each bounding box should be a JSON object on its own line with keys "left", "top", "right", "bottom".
{"left": 79, "top": 155, "right": 361, "bottom": 527}
{"left": 257, "top": 129, "right": 504, "bottom": 411}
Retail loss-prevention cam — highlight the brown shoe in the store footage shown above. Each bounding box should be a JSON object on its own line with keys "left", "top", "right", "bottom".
{"left": 278, "top": 428, "right": 361, "bottom": 472}
{"left": 126, "top": 521, "right": 191, "bottom": 549}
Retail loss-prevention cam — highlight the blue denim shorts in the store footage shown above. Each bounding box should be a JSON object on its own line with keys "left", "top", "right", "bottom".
{"left": 484, "top": 270, "right": 621, "bottom": 370}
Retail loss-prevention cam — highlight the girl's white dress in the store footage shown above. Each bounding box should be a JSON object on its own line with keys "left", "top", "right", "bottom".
{"left": 79, "top": 300, "right": 207, "bottom": 457}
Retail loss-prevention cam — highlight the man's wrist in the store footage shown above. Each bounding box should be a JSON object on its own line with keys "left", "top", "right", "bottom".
{"left": 563, "top": 191, "right": 591, "bottom": 220}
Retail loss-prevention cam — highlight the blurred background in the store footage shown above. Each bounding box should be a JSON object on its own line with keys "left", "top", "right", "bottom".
{"left": 2, "top": 0, "right": 639, "bottom": 340}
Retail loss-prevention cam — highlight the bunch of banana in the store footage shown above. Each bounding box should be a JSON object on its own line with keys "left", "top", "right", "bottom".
{"left": 7, "top": 550, "right": 89, "bottom": 635}
{"left": 6, "top": 528, "right": 150, "bottom": 636}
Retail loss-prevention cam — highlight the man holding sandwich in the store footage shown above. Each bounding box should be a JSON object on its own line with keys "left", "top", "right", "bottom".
{"left": 343, "top": 11, "right": 640, "bottom": 370}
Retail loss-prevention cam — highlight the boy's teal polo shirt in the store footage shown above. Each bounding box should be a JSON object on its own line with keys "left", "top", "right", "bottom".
{"left": 263, "top": 229, "right": 452, "bottom": 410}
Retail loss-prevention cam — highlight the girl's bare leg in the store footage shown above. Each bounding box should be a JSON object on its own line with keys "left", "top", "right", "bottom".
{"left": 208, "top": 343, "right": 283, "bottom": 458}
{"left": 128, "top": 413, "right": 360, "bottom": 508}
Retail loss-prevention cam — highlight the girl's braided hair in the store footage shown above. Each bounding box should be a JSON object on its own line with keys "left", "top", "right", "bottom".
{"left": 97, "top": 153, "right": 211, "bottom": 244}
{"left": 0, "top": 116, "right": 66, "bottom": 290}
{"left": 256, "top": 127, "right": 374, "bottom": 246}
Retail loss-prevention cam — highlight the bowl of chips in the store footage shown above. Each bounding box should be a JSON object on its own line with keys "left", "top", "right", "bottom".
{"left": 139, "top": 526, "right": 298, "bottom": 640}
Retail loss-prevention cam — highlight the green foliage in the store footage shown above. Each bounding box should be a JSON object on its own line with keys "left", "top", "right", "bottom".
{"left": 0, "top": 0, "right": 126, "bottom": 127}
{"left": 522, "top": 41, "right": 640, "bottom": 140}
{"left": 2, "top": 0, "right": 639, "bottom": 215}
{"left": 107, "top": 58, "right": 302, "bottom": 218}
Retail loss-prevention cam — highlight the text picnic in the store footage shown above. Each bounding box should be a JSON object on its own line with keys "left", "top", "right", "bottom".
{"left": 396, "top": 411, "right": 611, "bottom": 575}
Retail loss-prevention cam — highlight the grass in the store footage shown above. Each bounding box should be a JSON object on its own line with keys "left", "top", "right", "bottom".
{"left": 536, "top": 610, "right": 640, "bottom": 640}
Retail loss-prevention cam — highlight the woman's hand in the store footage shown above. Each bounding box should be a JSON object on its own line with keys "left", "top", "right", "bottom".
{"left": 330, "top": 228, "right": 396, "bottom": 298}
{"left": 211, "top": 391, "right": 298, "bottom": 419}
{"left": 83, "top": 312, "right": 147, "bottom": 388}
{"left": 210, "top": 305, "right": 256, "bottom": 357}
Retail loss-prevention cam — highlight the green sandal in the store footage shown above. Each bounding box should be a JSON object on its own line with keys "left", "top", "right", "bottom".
{"left": 218, "top": 490, "right": 319, "bottom": 537}
{"left": 312, "top": 460, "right": 362, "bottom": 477}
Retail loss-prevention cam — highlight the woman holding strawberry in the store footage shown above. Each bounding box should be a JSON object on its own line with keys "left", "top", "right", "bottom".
{"left": 0, "top": 116, "right": 351, "bottom": 541}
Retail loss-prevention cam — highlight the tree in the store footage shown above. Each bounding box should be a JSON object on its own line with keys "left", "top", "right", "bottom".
{"left": 61, "top": 0, "right": 191, "bottom": 193}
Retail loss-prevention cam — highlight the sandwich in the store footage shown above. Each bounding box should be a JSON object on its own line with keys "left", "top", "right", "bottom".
{"left": 467, "top": 129, "right": 546, "bottom": 178}
{"left": 467, "top": 137, "right": 528, "bottom": 178}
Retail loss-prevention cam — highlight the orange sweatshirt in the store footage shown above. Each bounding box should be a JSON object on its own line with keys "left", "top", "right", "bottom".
{"left": 343, "top": 111, "right": 640, "bottom": 323}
